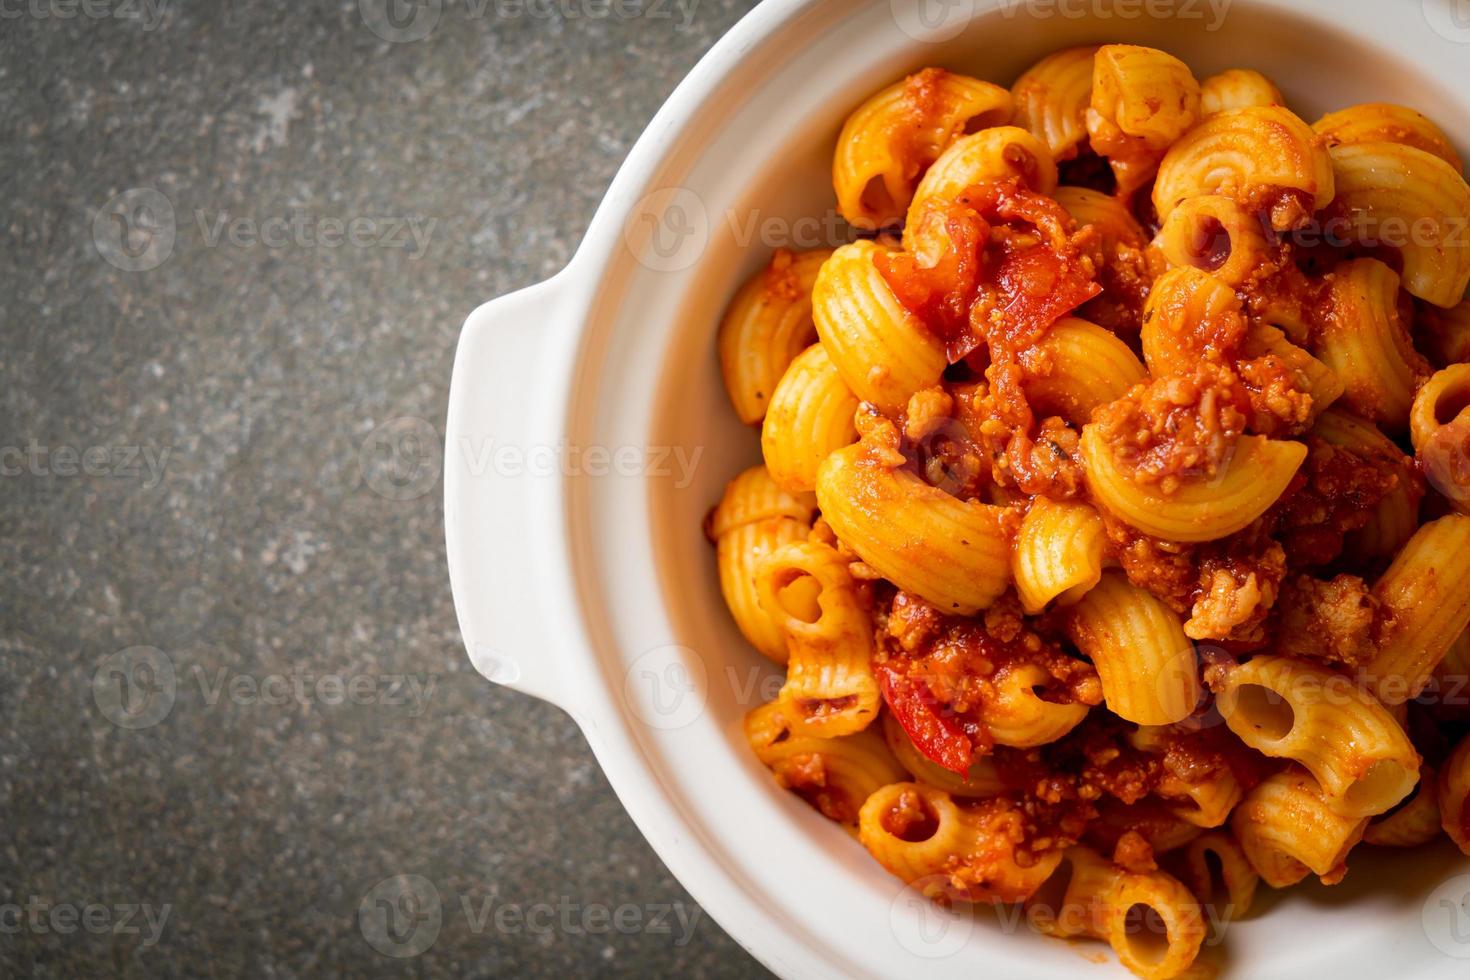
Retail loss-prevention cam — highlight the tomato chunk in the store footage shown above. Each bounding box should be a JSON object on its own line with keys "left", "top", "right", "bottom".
{"left": 876, "top": 662, "right": 973, "bottom": 775}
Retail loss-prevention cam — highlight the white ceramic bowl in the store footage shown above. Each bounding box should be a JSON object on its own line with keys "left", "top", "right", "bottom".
{"left": 445, "top": 2, "right": 1470, "bottom": 976}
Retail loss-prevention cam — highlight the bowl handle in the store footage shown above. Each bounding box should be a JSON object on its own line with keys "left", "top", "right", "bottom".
{"left": 444, "top": 273, "right": 586, "bottom": 715}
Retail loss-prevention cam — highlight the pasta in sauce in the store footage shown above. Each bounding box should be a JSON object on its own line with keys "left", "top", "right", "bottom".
{"left": 710, "top": 44, "right": 1470, "bottom": 980}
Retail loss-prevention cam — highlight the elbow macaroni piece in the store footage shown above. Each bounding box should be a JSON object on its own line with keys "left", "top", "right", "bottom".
{"left": 757, "top": 539, "right": 880, "bottom": 737}
{"left": 1086, "top": 45, "right": 1201, "bottom": 198}
{"left": 1102, "top": 871, "right": 1207, "bottom": 980}
{"left": 1366, "top": 514, "right": 1470, "bottom": 704}
{"left": 902, "top": 126, "right": 1058, "bottom": 250}
{"left": 761, "top": 343, "right": 859, "bottom": 494}
{"left": 981, "top": 661, "right": 1091, "bottom": 747}
{"left": 718, "top": 249, "right": 834, "bottom": 425}
{"left": 717, "top": 517, "right": 813, "bottom": 665}
{"left": 1023, "top": 317, "right": 1147, "bottom": 426}
{"left": 1167, "top": 766, "right": 1243, "bottom": 830}
{"left": 1313, "top": 102, "right": 1464, "bottom": 172}
{"left": 1155, "top": 195, "right": 1272, "bottom": 288}
{"left": 1232, "top": 766, "right": 1369, "bottom": 887}
{"left": 1066, "top": 571, "right": 1200, "bottom": 726}
{"left": 880, "top": 711, "right": 1005, "bottom": 797}
{"left": 1030, "top": 846, "right": 1207, "bottom": 980}
{"left": 1316, "top": 258, "right": 1426, "bottom": 430}
{"left": 1409, "top": 364, "right": 1470, "bottom": 514}
{"left": 1326, "top": 141, "right": 1470, "bottom": 308}
{"left": 1013, "top": 496, "right": 1106, "bottom": 614}
{"left": 1011, "top": 45, "right": 1099, "bottom": 161}
{"left": 1080, "top": 426, "right": 1307, "bottom": 543}
{"left": 709, "top": 466, "right": 818, "bottom": 663}
{"left": 707, "top": 464, "right": 817, "bottom": 539}
{"left": 858, "top": 783, "right": 1063, "bottom": 903}
{"left": 1153, "top": 105, "right": 1334, "bottom": 230}
{"left": 1054, "top": 184, "right": 1149, "bottom": 248}
{"left": 1180, "top": 832, "right": 1258, "bottom": 922}
{"left": 1200, "top": 69, "right": 1282, "bottom": 115}
{"left": 1026, "top": 846, "right": 1119, "bottom": 940}
{"left": 1242, "top": 325, "right": 1345, "bottom": 422}
{"left": 1216, "top": 655, "right": 1420, "bottom": 819}
{"left": 1311, "top": 408, "right": 1423, "bottom": 557}
{"left": 1139, "top": 266, "right": 1245, "bottom": 376}
{"left": 833, "top": 69, "right": 1013, "bottom": 230}
{"left": 745, "top": 700, "right": 908, "bottom": 826}
{"left": 1363, "top": 767, "right": 1443, "bottom": 847}
{"left": 812, "top": 241, "right": 947, "bottom": 413}
{"left": 815, "top": 442, "right": 1013, "bottom": 614}
{"left": 1439, "top": 734, "right": 1470, "bottom": 855}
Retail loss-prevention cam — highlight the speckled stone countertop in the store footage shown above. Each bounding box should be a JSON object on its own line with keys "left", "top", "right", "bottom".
{"left": 0, "top": 2, "right": 772, "bottom": 975}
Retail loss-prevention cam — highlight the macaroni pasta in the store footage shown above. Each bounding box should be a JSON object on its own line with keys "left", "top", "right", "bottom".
{"left": 707, "top": 46, "right": 1470, "bottom": 980}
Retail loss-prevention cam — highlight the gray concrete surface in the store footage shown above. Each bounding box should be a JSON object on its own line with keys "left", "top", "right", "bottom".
{"left": 0, "top": 1, "right": 772, "bottom": 975}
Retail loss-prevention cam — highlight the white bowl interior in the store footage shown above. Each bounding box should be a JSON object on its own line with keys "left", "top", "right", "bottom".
{"left": 563, "top": 2, "right": 1470, "bottom": 976}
